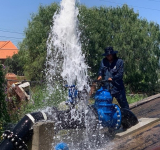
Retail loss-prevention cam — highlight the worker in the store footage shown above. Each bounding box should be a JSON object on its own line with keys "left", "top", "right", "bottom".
{"left": 98, "top": 47, "right": 129, "bottom": 109}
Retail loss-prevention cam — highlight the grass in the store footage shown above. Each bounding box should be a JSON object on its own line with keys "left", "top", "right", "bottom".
{"left": 113, "top": 94, "right": 147, "bottom": 107}
{"left": 127, "top": 94, "right": 147, "bottom": 104}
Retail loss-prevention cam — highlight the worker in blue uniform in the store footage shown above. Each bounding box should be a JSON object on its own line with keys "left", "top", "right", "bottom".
{"left": 98, "top": 47, "right": 129, "bottom": 109}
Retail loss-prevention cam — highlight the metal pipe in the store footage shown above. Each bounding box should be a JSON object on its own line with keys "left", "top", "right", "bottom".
{"left": 0, "top": 111, "right": 47, "bottom": 150}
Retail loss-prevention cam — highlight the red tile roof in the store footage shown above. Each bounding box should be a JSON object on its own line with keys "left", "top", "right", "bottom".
{"left": 0, "top": 41, "right": 19, "bottom": 59}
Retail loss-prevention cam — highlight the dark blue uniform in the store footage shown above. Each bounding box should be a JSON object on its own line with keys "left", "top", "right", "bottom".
{"left": 98, "top": 57, "right": 129, "bottom": 109}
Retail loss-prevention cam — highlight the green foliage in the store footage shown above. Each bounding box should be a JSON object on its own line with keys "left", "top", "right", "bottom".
{"left": 0, "top": 64, "right": 9, "bottom": 141}
{"left": 0, "top": 123, "right": 3, "bottom": 141}
{"left": 19, "top": 3, "right": 59, "bottom": 81}
{"left": 15, "top": 3, "right": 160, "bottom": 94}
{"left": 4, "top": 54, "right": 24, "bottom": 75}
{"left": 12, "top": 85, "right": 67, "bottom": 121}
{"left": 0, "top": 64, "right": 10, "bottom": 139}
{"left": 78, "top": 5, "right": 160, "bottom": 93}
{"left": 126, "top": 94, "right": 147, "bottom": 104}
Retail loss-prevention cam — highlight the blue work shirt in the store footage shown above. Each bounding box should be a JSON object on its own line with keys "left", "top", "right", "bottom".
{"left": 98, "top": 58, "right": 125, "bottom": 94}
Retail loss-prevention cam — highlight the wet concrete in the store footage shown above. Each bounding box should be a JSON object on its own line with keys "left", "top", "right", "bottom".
{"left": 110, "top": 97, "right": 160, "bottom": 150}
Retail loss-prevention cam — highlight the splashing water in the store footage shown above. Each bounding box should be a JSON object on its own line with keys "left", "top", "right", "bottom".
{"left": 46, "top": 0, "right": 89, "bottom": 92}
{"left": 44, "top": 0, "right": 112, "bottom": 149}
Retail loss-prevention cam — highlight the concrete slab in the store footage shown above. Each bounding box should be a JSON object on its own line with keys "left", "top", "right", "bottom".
{"left": 31, "top": 121, "right": 55, "bottom": 150}
{"left": 116, "top": 118, "right": 160, "bottom": 138}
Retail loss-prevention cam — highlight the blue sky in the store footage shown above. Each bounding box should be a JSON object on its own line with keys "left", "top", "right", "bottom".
{"left": 0, "top": 0, "right": 160, "bottom": 47}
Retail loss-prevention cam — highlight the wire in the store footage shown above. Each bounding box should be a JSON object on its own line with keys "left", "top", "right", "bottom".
{"left": 0, "top": 28, "right": 24, "bottom": 41}
{"left": 0, "top": 28, "right": 24, "bottom": 34}
{"left": 0, "top": 36, "right": 23, "bottom": 40}
{"left": 99, "top": 0, "right": 160, "bottom": 11}
{"left": 0, "top": 29, "right": 23, "bottom": 35}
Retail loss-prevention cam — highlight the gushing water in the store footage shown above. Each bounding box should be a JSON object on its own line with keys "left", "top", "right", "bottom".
{"left": 44, "top": 0, "right": 111, "bottom": 149}
{"left": 46, "top": 0, "right": 89, "bottom": 92}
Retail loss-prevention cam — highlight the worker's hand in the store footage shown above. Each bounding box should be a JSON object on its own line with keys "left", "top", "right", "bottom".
{"left": 97, "top": 76, "right": 102, "bottom": 80}
{"left": 108, "top": 78, "right": 112, "bottom": 81}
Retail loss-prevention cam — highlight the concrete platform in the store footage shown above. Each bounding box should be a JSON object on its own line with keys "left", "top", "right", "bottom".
{"left": 116, "top": 118, "right": 160, "bottom": 138}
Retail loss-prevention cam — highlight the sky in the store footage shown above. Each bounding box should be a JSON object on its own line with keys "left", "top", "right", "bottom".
{"left": 0, "top": 0, "right": 160, "bottom": 48}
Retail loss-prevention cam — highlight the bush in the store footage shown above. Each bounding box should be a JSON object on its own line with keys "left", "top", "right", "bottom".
{"left": 0, "top": 64, "right": 10, "bottom": 141}
{"left": 10, "top": 84, "right": 67, "bottom": 121}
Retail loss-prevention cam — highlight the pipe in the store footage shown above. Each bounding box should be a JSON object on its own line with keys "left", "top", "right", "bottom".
{"left": 53, "top": 108, "right": 86, "bottom": 129}
{"left": 0, "top": 107, "right": 87, "bottom": 150}
{"left": 120, "top": 108, "right": 138, "bottom": 130}
{"left": 0, "top": 111, "right": 47, "bottom": 150}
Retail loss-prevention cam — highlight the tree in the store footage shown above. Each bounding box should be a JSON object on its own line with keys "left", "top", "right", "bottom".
{"left": 4, "top": 54, "right": 24, "bottom": 75}
{"left": 19, "top": 3, "right": 59, "bottom": 81}
{"left": 78, "top": 5, "right": 160, "bottom": 93}
{"left": 18, "top": 3, "right": 160, "bottom": 93}
{"left": 0, "top": 64, "right": 10, "bottom": 124}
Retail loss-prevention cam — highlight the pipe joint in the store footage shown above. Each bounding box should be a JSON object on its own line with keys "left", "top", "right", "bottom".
{"left": 2, "top": 130, "right": 28, "bottom": 150}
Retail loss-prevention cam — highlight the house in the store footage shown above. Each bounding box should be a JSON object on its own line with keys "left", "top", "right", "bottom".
{"left": 0, "top": 41, "right": 19, "bottom": 63}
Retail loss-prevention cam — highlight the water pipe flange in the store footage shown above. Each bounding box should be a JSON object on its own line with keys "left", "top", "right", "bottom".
{"left": 2, "top": 130, "right": 28, "bottom": 150}
{"left": 113, "top": 104, "right": 122, "bottom": 130}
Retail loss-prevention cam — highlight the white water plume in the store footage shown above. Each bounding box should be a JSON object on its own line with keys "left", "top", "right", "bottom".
{"left": 46, "top": 0, "right": 89, "bottom": 92}
{"left": 44, "top": 0, "right": 110, "bottom": 149}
